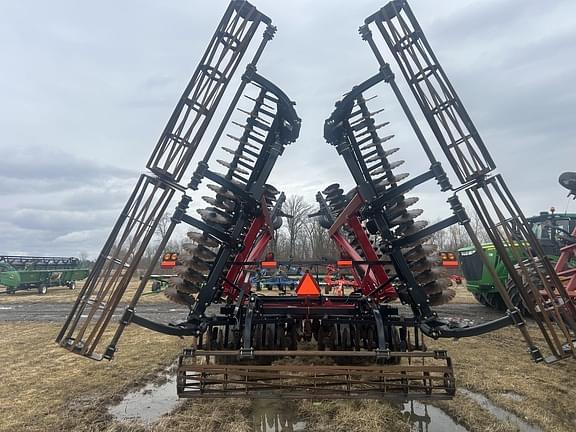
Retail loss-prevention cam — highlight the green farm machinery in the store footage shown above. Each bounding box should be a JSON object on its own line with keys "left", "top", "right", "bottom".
{"left": 460, "top": 174, "right": 576, "bottom": 312}
{"left": 0, "top": 255, "right": 89, "bottom": 295}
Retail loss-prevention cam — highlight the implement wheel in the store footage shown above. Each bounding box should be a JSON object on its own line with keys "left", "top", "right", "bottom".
{"left": 38, "top": 284, "right": 47, "bottom": 295}
{"left": 68, "top": 281, "right": 77, "bottom": 290}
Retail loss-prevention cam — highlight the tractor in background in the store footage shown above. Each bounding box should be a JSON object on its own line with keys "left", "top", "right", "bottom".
{"left": 460, "top": 173, "right": 576, "bottom": 312}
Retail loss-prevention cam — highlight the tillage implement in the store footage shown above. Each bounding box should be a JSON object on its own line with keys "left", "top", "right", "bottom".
{"left": 56, "top": 0, "right": 576, "bottom": 401}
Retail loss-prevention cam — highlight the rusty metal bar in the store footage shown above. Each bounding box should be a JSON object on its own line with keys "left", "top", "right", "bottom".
{"left": 177, "top": 350, "right": 455, "bottom": 400}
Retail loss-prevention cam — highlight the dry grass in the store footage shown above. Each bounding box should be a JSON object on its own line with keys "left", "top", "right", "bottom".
{"left": 432, "top": 395, "right": 521, "bottom": 432}
{"left": 3, "top": 313, "right": 576, "bottom": 431}
{"left": 296, "top": 399, "right": 410, "bottom": 432}
{"left": 0, "top": 322, "right": 186, "bottom": 432}
{"left": 429, "top": 327, "right": 576, "bottom": 432}
{"left": 450, "top": 281, "right": 477, "bottom": 304}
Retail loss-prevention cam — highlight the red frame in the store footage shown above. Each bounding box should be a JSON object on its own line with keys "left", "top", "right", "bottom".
{"left": 556, "top": 224, "right": 576, "bottom": 298}
{"left": 328, "top": 191, "right": 395, "bottom": 301}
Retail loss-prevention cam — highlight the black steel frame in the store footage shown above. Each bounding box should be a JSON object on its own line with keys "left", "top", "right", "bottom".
{"left": 359, "top": 0, "right": 576, "bottom": 361}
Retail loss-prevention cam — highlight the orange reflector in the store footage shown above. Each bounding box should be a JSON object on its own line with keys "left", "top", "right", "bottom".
{"left": 442, "top": 260, "right": 459, "bottom": 267}
{"left": 261, "top": 261, "right": 277, "bottom": 269}
{"left": 160, "top": 261, "right": 176, "bottom": 269}
{"left": 337, "top": 260, "right": 353, "bottom": 267}
{"left": 296, "top": 273, "right": 321, "bottom": 296}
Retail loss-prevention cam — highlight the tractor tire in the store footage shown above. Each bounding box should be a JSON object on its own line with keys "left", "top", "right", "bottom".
{"left": 473, "top": 292, "right": 506, "bottom": 310}
{"left": 505, "top": 276, "right": 531, "bottom": 317}
{"left": 505, "top": 258, "right": 548, "bottom": 318}
{"left": 38, "top": 285, "right": 47, "bottom": 295}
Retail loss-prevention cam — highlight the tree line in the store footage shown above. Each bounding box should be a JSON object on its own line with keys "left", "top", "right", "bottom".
{"left": 132, "top": 194, "right": 492, "bottom": 272}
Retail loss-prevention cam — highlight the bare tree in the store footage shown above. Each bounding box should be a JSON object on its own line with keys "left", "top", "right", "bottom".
{"left": 283, "top": 195, "right": 313, "bottom": 259}
{"left": 303, "top": 218, "right": 338, "bottom": 259}
{"left": 156, "top": 213, "right": 172, "bottom": 241}
{"left": 428, "top": 210, "right": 491, "bottom": 251}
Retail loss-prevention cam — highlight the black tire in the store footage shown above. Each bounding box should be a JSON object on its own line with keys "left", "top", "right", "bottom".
{"left": 505, "top": 276, "right": 531, "bottom": 317}
{"left": 473, "top": 292, "right": 506, "bottom": 310}
{"left": 68, "top": 281, "right": 77, "bottom": 290}
{"left": 38, "top": 285, "right": 47, "bottom": 295}
{"left": 505, "top": 259, "right": 549, "bottom": 318}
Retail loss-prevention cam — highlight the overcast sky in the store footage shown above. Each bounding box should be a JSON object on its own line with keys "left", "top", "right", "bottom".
{"left": 1, "top": 0, "right": 575, "bottom": 259}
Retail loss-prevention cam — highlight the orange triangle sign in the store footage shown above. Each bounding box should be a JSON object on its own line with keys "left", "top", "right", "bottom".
{"left": 295, "top": 272, "right": 321, "bottom": 296}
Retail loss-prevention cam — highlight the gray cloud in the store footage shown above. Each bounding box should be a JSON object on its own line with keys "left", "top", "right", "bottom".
{"left": 0, "top": 0, "right": 575, "bottom": 258}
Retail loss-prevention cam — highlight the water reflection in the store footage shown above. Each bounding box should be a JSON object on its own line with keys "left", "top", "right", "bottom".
{"left": 401, "top": 400, "right": 468, "bottom": 432}
{"left": 252, "top": 400, "right": 307, "bottom": 432}
{"left": 108, "top": 369, "right": 181, "bottom": 424}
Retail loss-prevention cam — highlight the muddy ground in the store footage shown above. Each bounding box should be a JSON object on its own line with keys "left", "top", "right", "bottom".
{"left": 1, "top": 285, "right": 575, "bottom": 432}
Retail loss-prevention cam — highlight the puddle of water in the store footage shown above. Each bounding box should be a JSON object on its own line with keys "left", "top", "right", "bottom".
{"left": 460, "top": 389, "right": 542, "bottom": 432}
{"left": 252, "top": 400, "right": 307, "bottom": 432}
{"left": 402, "top": 401, "right": 468, "bottom": 432}
{"left": 108, "top": 367, "right": 181, "bottom": 424}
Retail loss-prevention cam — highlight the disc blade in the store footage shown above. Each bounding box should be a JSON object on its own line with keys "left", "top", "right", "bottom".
{"left": 207, "top": 184, "right": 236, "bottom": 200}
{"left": 192, "top": 244, "right": 217, "bottom": 261}
{"left": 197, "top": 209, "right": 232, "bottom": 226}
{"left": 323, "top": 183, "right": 341, "bottom": 194}
{"left": 164, "top": 285, "right": 194, "bottom": 306}
{"left": 168, "top": 277, "right": 201, "bottom": 296}
{"left": 390, "top": 209, "right": 424, "bottom": 226}
{"left": 397, "top": 220, "right": 428, "bottom": 236}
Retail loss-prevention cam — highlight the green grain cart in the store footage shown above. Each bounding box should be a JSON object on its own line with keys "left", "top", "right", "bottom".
{"left": 0, "top": 255, "right": 89, "bottom": 295}
{"left": 458, "top": 211, "right": 576, "bottom": 310}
